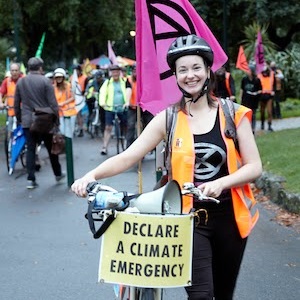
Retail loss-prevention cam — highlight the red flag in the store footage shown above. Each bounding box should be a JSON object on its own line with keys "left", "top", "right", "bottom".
{"left": 236, "top": 45, "right": 250, "bottom": 73}
{"left": 136, "top": 0, "right": 228, "bottom": 115}
{"left": 255, "top": 31, "right": 265, "bottom": 74}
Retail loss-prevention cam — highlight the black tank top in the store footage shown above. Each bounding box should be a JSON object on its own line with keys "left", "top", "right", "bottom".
{"left": 193, "top": 113, "right": 230, "bottom": 202}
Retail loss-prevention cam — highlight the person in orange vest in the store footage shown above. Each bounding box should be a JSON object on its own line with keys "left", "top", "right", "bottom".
{"left": 270, "top": 61, "right": 284, "bottom": 119}
{"left": 0, "top": 63, "right": 24, "bottom": 132}
{"left": 71, "top": 34, "right": 262, "bottom": 299}
{"left": 257, "top": 63, "right": 275, "bottom": 131}
{"left": 53, "top": 68, "right": 77, "bottom": 136}
{"left": 214, "top": 65, "right": 236, "bottom": 102}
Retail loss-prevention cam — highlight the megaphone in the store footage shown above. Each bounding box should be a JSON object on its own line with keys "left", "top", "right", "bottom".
{"left": 129, "top": 180, "right": 182, "bottom": 214}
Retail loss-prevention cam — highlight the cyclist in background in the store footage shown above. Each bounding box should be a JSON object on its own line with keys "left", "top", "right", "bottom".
{"left": 0, "top": 63, "right": 24, "bottom": 132}
{"left": 99, "top": 65, "right": 131, "bottom": 155}
{"left": 72, "top": 35, "right": 262, "bottom": 300}
{"left": 85, "top": 70, "right": 106, "bottom": 135}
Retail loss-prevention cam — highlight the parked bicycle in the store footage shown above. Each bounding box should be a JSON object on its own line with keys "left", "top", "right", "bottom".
{"left": 3, "top": 109, "right": 26, "bottom": 175}
{"left": 84, "top": 180, "right": 219, "bottom": 300}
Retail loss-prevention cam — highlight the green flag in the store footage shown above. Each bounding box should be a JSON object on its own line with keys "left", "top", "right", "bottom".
{"left": 35, "top": 32, "right": 46, "bottom": 58}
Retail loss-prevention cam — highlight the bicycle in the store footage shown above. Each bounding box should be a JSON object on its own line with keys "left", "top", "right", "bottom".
{"left": 84, "top": 180, "right": 219, "bottom": 300}
{"left": 87, "top": 93, "right": 101, "bottom": 139}
{"left": 110, "top": 105, "right": 127, "bottom": 154}
{"left": 3, "top": 110, "right": 26, "bottom": 175}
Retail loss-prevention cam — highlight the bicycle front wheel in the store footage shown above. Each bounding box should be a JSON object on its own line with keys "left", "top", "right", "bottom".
{"left": 4, "top": 128, "right": 10, "bottom": 172}
{"left": 114, "top": 121, "right": 122, "bottom": 154}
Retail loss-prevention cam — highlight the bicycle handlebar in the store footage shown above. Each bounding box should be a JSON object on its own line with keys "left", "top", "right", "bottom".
{"left": 86, "top": 181, "right": 220, "bottom": 210}
{"left": 85, "top": 181, "right": 219, "bottom": 239}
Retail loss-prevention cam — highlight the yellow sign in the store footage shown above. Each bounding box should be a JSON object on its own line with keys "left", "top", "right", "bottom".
{"left": 98, "top": 212, "right": 193, "bottom": 288}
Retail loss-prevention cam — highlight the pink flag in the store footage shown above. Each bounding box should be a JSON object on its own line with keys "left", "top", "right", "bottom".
{"left": 136, "top": 0, "right": 228, "bottom": 115}
{"left": 108, "top": 40, "right": 118, "bottom": 65}
{"left": 254, "top": 31, "right": 265, "bottom": 74}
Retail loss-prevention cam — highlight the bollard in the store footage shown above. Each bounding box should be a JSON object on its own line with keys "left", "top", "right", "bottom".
{"left": 64, "top": 117, "right": 75, "bottom": 187}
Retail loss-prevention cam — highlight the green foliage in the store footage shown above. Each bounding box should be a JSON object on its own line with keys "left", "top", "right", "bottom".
{"left": 256, "top": 128, "right": 300, "bottom": 193}
{"left": 273, "top": 45, "right": 300, "bottom": 98}
{"left": 240, "top": 22, "right": 277, "bottom": 61}
{"left": 0, "top": 0, "right": 135, "bottom": 67}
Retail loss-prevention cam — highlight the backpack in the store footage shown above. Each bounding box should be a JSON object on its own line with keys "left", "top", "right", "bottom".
{"left": 157, "top": 98, "right": 239, "bottom": 184}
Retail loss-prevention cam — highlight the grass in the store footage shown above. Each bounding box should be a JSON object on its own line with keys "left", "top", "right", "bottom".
{"left": 256, "top": 128, "right": 300, "bottom": 194}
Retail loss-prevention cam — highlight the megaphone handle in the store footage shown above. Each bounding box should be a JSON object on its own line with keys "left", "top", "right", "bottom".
{"left": 93, "top": 213, "right": 116, "bottom": 239}
{"left": 86, "top": 200, "right": 116, "bottom": 239}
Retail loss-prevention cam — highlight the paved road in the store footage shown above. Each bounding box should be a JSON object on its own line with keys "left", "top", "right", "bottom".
{"left": 256, "top": 116, "right": 300, "bottom": 131}
{"left": 0, "top": 122, "right": 299, "bottom": 300}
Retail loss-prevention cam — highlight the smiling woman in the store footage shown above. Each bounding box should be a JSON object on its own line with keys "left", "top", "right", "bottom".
{"left": 71, "top": 34, "right": 262, "bottom": 300}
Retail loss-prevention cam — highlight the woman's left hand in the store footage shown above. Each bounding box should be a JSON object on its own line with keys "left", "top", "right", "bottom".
{"left": 197, "top": 180, "right": 224, "bottom": 198}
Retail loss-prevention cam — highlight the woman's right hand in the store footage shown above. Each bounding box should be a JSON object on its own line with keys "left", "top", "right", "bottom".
{"left": 71, "top": 174, "right": 96, "bottom": 197}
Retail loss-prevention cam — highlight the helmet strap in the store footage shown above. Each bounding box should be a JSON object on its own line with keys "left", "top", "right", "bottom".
{"left": 192, "top": 78, "right": 209, "bottom": 103}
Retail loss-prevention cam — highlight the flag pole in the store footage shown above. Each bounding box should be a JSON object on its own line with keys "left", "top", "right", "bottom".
{"left": 35, "top": 32, "right": 46, "bottom": 58}
{"left": 137, "top": 105, "right": 143, "bottom": 193}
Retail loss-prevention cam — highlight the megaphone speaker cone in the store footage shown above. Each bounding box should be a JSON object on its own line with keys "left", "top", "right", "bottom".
{"left": 129, "top": 180, "right": 182, "bottom": 214}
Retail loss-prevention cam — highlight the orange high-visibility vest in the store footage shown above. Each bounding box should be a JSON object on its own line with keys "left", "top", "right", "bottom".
{"left": 6, "top": 78, "right": 17, "bottom": 116}
{"left": 170, "top": 99, "right": 259, "bottom": 238}
{"left": 127, "top": 76, "right": 137, "bottom": 107}
{"left": 258, "top": 71, "right": 274, "bottom": 94}
{"left": 54, "top": 82, "right": 77, "bottom": 117}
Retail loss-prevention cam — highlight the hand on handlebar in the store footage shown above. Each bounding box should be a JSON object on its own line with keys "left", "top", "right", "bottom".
{"left": 197, "top": 180, "right": 223, "bottom": 200}
{"left": 182, "top": 182, "right": 220, "bottom": 203}
{"left": 71, "top": 174, "right": 97, "bottom": 197}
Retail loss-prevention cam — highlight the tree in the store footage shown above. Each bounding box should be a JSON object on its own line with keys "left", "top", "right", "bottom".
{"left": 0, "top": 0, "right": 134, "bottom": 68}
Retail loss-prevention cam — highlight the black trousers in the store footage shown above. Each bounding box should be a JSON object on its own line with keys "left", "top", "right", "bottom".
{"left": 24, "top": 128, "right": 62, "bottom": 181}
{"left": 185, "top": 200, "right": 247, "bottom": 300}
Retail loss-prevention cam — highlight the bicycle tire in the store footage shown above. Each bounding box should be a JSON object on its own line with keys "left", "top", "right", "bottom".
{"left": 20, "top": 146, "right": 27, "bottom": 168}
{"left": 115, "top": 121, "right": 122, "bottom": 154}
{"left": 88, "top": 111, "right": 96, "bottom": 139}
{"left": 4, "top": 128, "right": 10, "bottom": 172}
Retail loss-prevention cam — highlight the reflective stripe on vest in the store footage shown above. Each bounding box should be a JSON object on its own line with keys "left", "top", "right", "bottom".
{"left": 170, "top": 99, "right": 259, "bottom": 238}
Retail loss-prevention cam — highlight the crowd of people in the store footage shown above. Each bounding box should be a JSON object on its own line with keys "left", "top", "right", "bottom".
{"left": 0, "top": 58, "right": 154, "bottom": 189}
{"left": 0, "top": 52, "right": 285, "bottom": 189}
{"left": 213, "top": 59, "right": 285, "bottom": 133}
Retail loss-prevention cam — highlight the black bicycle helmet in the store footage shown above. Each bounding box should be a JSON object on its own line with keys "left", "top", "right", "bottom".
{"left": 167, "top": 35, "right": 214, "bottom": 70}
{"left": 95, "top": 70, "right": 105, "bottom": 78}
